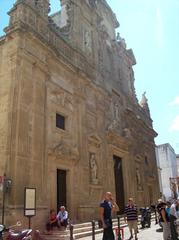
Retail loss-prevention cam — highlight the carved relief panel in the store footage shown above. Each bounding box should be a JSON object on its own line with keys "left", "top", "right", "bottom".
{"left": 47, "top": 82, "right": 79, "bottom": 162}
{"left": 50, "top": 89, "right": 73, "bottom": 113}
{"left": 107, "top": 91, "right": 123, "bottom": 134}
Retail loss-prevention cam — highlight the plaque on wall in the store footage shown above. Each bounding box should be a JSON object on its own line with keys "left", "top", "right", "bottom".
{"left": 24, "top": 188, "right": 36, "bottom": 216}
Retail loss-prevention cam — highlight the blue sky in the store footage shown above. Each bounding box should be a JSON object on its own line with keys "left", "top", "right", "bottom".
{"left": 0, "top": 0, "right": 179, "bottom": 153}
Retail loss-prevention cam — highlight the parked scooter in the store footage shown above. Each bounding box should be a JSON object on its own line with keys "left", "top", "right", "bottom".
{"left": 0, "top": 221, "right": 32, "bottom": 240}
{"left": 140, "top": 207, "right": 151, "bottom": 228}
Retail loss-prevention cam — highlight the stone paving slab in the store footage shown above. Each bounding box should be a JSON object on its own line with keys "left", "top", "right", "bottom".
{"left": 79, "top": 222, "right": 163, "bottom": 240}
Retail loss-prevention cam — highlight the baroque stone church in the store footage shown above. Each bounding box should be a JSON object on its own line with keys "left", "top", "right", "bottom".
{"left": 0, "top": 0, "right": 159, "bottom": 226}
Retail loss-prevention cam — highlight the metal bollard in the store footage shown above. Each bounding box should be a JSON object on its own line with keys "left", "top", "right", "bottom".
{"left": 117, "top": 215, "right": 122, "bottom": 240}
{"left": 92, "top": 220, "right": 95, "bottom": 240}
{"left": 70, "top": 224, "right": 74, "bottom": 240}
{"left": 154, "top": 208, "right": 158, "bottom": 224}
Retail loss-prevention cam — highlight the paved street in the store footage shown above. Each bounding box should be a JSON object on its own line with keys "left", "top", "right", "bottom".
{"left": 134, "top": 222, "right": 163, "bottom": 240}
{"left": 80, "top": 222, "right": 163, "bottom": 240}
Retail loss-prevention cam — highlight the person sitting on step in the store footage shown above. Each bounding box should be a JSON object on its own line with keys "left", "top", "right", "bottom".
{"left": 57, "top": 206, "right": 68, "bottom": 230}
{"left": 46, "top": 209, "right": 58, "bottom": 234}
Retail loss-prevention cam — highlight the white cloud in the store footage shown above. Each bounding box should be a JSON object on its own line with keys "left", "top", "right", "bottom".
{"left": 169, "top": 115, "right": 179, "bottom": 132}
{"left": 168, "top": 96, "right": 179, "bottom": 106}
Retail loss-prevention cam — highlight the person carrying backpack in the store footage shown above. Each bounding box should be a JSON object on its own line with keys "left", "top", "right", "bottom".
{"left": 159, "top": 202, "right": 171, "bottom": 240}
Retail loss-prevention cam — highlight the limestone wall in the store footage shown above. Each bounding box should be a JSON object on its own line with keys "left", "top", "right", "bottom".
{"left": 0, "top": 0, "right": 160, "bottom": 227}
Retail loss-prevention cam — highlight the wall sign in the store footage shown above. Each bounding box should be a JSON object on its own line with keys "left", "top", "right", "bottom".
{"left": 24, "top": 188, "right": 36, "bottom": 216}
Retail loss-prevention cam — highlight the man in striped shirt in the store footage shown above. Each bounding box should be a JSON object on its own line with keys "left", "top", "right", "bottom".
{"left": 124, "top": 198, "right": 138, "bottom": 240}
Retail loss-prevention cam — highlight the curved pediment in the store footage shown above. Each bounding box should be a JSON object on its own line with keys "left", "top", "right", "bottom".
{"left": 88, "top": 133, "right": 102, "bottom": 148}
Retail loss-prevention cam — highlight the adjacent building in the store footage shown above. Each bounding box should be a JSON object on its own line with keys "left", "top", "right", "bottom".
{"left": 176, "top": 154, "right": 179, "bottom": 176}
{"left": 0, "top": 0, "right": 159, "bottom": 227}
{"left": 156, "top": 143, "right": 177, "bottom": 200}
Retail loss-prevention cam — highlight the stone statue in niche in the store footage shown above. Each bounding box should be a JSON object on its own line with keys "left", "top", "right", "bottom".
{"left": 136, "top": 167, "right": 142, "bottom": 191}
{"left": 84, "top": 30, "right": 92, "bottom": 52}
{"left": 107, "top": 101, "right": 120, "bottom": 131}
{"left": 87, "top": 0, "right": 97, "bottom": 8}
{"left": 89, "top": 153, "right": 99, "bottom": 184}
{"left": 114, "top": 102, "right": 120, "bottom": 120}
{"left": 123, "top": 128, "right": 132, "bottom": 138}
{"left": 108, "top": 119, "right": 118, "bottom": 131}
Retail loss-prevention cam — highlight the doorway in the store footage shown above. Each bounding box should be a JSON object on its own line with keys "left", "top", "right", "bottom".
{"left": 57, "top": 169, "right": 67, "bottom": 211}
{"left": 113, "top": 155, "right": 125, "bottom": 214}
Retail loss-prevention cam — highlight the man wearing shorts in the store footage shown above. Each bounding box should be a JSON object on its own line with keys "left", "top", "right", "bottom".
{"left": 124, "top": 198, "right": 138, "bottom": 240}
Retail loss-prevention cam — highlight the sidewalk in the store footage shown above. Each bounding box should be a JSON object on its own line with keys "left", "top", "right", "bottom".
{"left": 79, "top": 221, "right": 163, "bottom": 240}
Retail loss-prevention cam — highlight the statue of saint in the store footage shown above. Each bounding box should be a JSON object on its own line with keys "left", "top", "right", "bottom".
{"left": 107, "top": 102, "right": 120, "bottom": 131}
{"left": 123, "top": 128, "right": 132, "bottom": 138}
{"left": 116, "top": 32, "right": 122, "bottom": 41}
{"left": 87, "top": 0, "right": 97, "bottom": 7}
{"left": 84, "top": 30, "right": 92, "bottom": 52}
{"left": 114, "top": 102, "right": 119, "bottom": 120}
{"left": 136, "top": 167, "right": 142, "bottom": 191}
{"left": 90, "top": 153, "right": 98, "bottom": 184}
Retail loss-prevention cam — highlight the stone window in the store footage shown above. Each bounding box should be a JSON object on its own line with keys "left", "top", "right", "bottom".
{"left": 56, "top": 113, "right": 65, "bottom": 130}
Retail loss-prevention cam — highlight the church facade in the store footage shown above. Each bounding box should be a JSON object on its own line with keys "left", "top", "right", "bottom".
{"left": 0, "top": 0, "right": 159, "bottom": 226}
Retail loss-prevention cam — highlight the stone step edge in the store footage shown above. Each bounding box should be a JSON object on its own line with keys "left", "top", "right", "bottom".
{"left": 41, "top": 218, "right": 154, "bottom": 238}
{"left": 41, "top": 222, "right": 122, "bottom": 237}
{"left": 70, "top": 214, "right": 155, "bottom": 229}
{"left": 40, "top": 223, "right": 128, "bottom": 239}
{"left": 41, "top": 220, "right": 155, "bottom": 240}
{"left": 73, "top": 224, "right": 129, "bottom": 239}
{"left": 70, "top": 220, "right": 122, "bottom": 229}
{"left": 40, "top": 216, "right": 156, "bottom": 239}
{"left": 74, "top": 219, "right": 155, "bottom": 239}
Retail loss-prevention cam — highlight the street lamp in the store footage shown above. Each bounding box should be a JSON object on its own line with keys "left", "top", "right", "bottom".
{"left": 1, "top": 174, "right": 12, "bottom": 224}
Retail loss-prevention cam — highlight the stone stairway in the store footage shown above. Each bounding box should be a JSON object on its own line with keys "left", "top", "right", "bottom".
{"left": 39, "top": 213, "right": 156, "bottom": 240}
{"left": 39, "top": 218, "right": 127, "bottom": 240}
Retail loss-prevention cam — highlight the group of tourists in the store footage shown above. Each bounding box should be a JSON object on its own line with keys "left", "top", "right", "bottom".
{"left": 46, "top": 192, "right": 138, "bottom": 239}
{"left": 99, "top": 192, "right": 138, "bottom": 240}
{"left": 46, "top": 193, "right": 179, "bottom": 240}
{"left": 157, "top": 198, "right": 179, "bottom": 240}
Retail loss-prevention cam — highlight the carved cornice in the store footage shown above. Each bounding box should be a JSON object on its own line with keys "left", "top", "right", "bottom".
{"left": 106, "top": 130, "right": 129, "bottom": 152}
{"left": 0, "top": 36, "right": 6, "bottom": 44}
{"left": 5, "top": 2, "right": 96, "bottom": 80}
{"left": 124, "top": 108, "right": 157, "bottom": 138}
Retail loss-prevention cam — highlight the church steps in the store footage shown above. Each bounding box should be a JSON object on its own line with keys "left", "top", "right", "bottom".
{"left": 40, "top": 214, "right": 155, "bottom": 240}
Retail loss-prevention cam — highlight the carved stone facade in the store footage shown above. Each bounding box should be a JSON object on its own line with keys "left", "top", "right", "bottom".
{"left": 0, "top": 0, "right": 159, "bottom": 227}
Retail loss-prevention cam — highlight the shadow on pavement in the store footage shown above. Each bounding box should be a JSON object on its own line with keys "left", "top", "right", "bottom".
{"left": 156, "top": 228, "right": 163, "bottom": 232}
